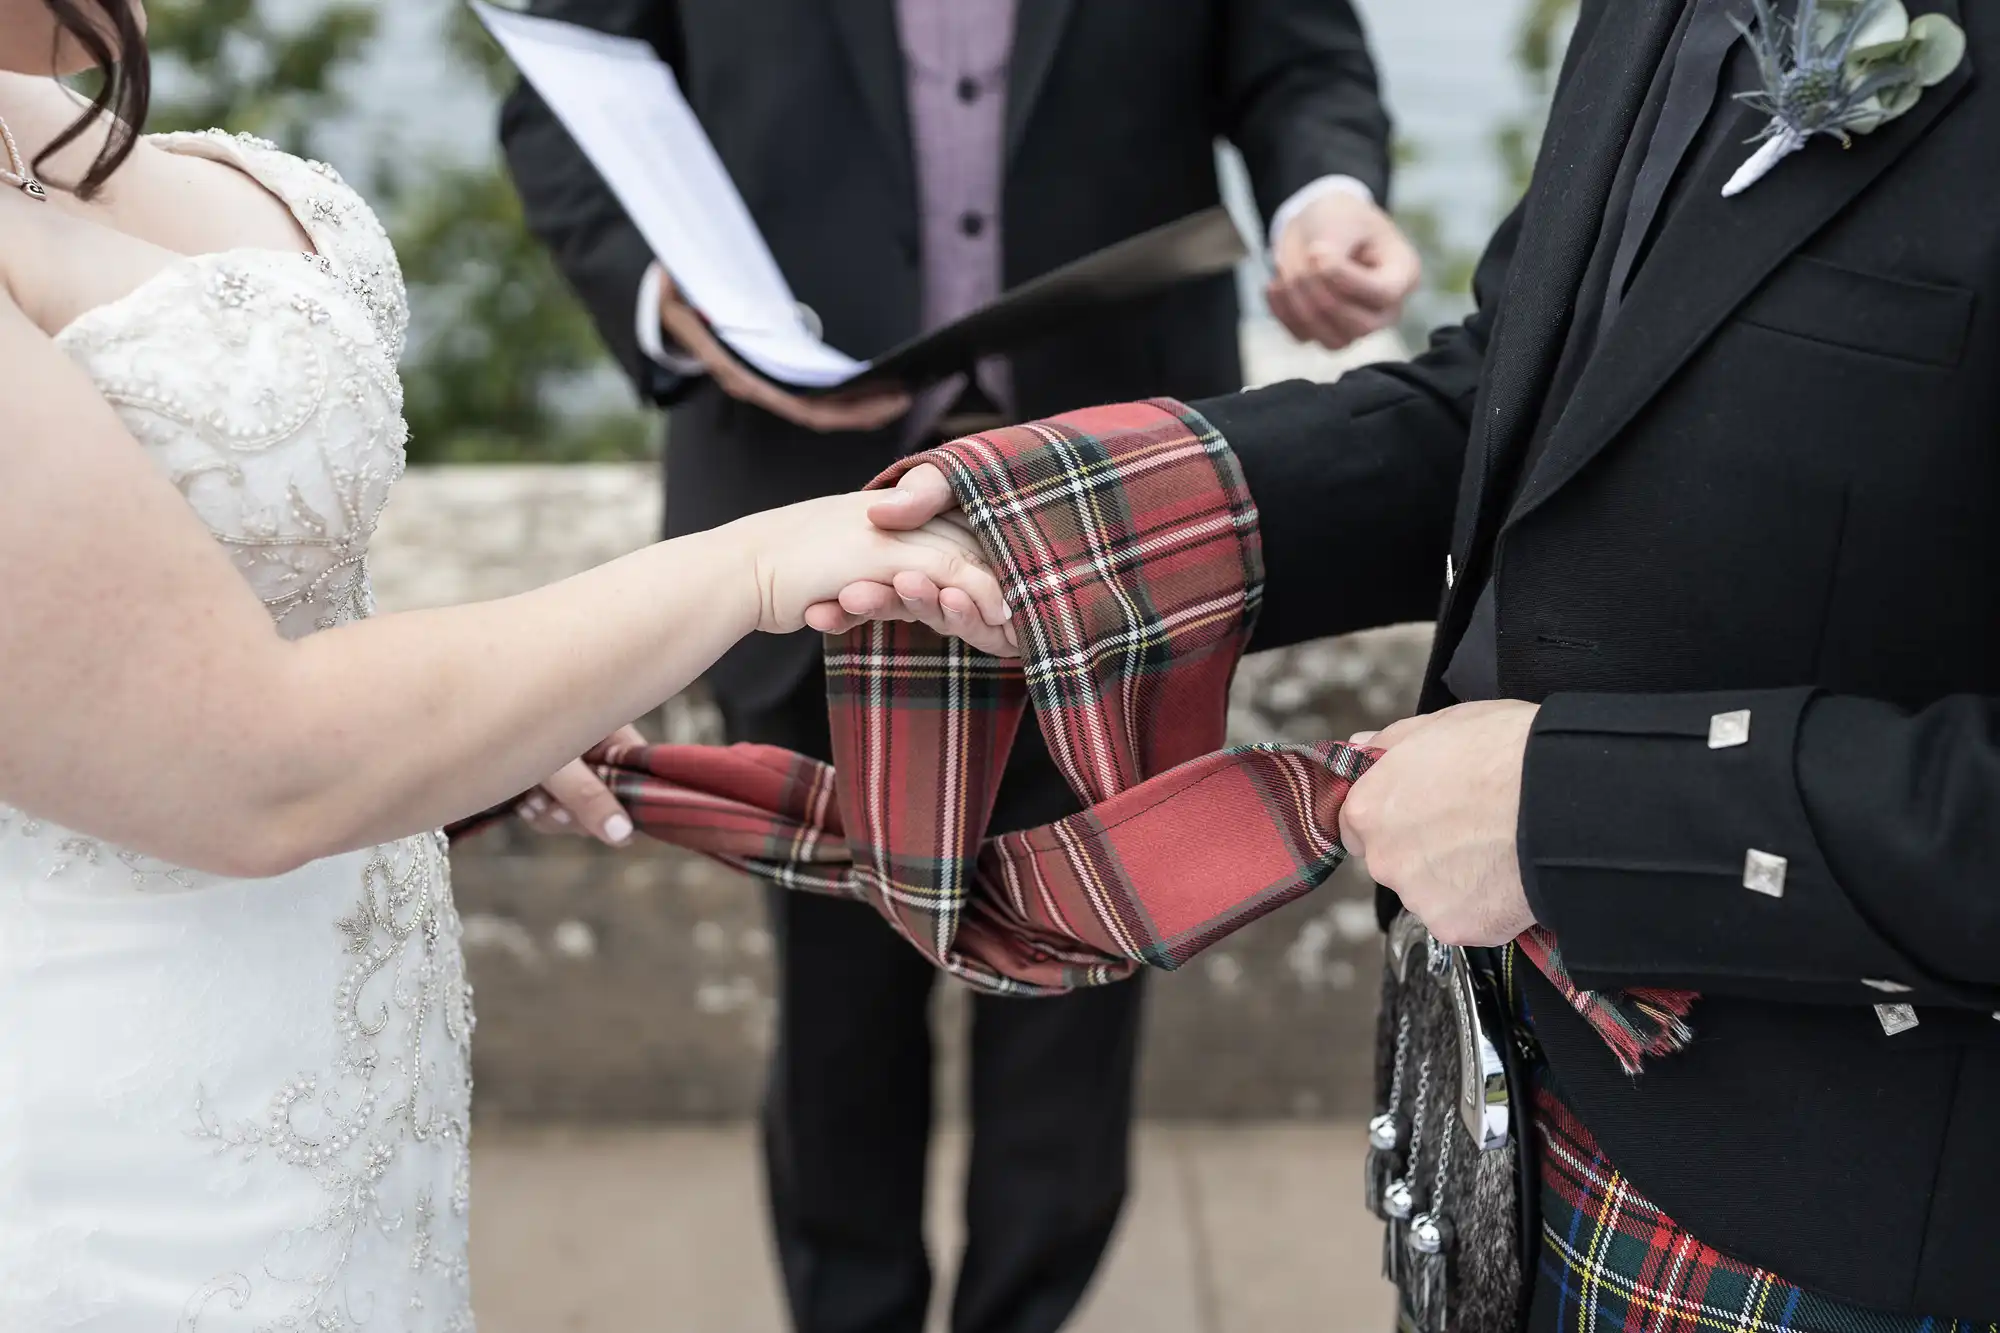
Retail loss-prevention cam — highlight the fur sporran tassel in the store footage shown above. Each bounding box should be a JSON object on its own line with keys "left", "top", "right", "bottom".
{"left": 1454, "top": 1139, "right": 1521, "bottom": 1333}
{"left": 1408, "top": 1211, "right": 1454, "bottom": 1333}
{"left": 1364, "top": 1013, "right": 1412, "bottom": 1220}
{"left": 1407, "top": 1086, "right": 1458, "bottom": 1333}
{"left": 1380, "top": 1052, "right": 1431, "bottom": 1286}
{"left": 1365, "top": 1111, "right": 1406, "bottom": 1222}
{"left": 1383, "top": 1214, "right": 1408, "bottom": 1292}
{"left": 1370, "top": 913, "right": 1425, "bottom": 1293}
{"left": 1374, "top": 916, "right": 1527, "bottom": 1333}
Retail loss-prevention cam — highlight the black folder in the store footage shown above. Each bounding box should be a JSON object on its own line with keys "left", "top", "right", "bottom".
{"left": 814, "top": 207, "right": 1248, "bottom": 393}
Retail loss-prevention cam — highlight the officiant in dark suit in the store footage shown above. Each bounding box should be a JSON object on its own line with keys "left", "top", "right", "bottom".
{"left": 498, "top": 4, "right": 1411, "bottom": 1331}
{"left": 861, "top": 0, "right": 2000, "bottom": 1324}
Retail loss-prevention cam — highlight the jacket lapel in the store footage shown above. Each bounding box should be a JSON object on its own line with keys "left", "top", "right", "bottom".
{"left": 1441, "top": 0, "right": 1689, "bottom": 590}
{"left": 1007, "top": 0, "right": 1080, "bottom": 163}
{"left": 829, "top": 0, "right": 916, "bottom": 206}
{"left": 1505, "top": 0, "right": 1972, "bottom": 528}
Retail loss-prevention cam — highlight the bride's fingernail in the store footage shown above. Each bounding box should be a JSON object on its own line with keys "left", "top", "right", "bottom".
{"left": 603, "top": 813, "right": 634, "bottom": 845}
{"left": 551, "top": 807, "right": 572, "bottom": 826}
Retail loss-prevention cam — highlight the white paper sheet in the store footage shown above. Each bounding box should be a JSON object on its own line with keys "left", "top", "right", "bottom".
{"left": 472, "top": 1, "right": 865, "bottom": 387}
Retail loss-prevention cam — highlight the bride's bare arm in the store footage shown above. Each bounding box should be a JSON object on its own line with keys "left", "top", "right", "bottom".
{"left": 0, "top": 294, "right": 1002, "bottom": 876}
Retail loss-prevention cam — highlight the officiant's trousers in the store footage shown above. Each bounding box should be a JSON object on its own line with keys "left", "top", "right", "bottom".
{"left": 724, "top": 664, "right": 1146, "bottom": 1333}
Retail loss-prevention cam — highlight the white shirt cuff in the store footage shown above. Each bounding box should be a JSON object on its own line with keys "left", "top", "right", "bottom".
{"left": 1269, "top": 175, "right": 1375, "bottom": 251}
{"left": 636, "top": 262, "right": 709, "bottom": 376}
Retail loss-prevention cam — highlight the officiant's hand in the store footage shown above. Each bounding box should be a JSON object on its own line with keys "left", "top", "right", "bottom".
{"left": 657, "top": 271, "right": 912, "bottom": 433}
{"left": 1339, "top": 700, "right": 1540, "bottom": 948}
{"left": 518, "top": 723, "right": 649, "bottom": 845}
{"left": 1267, "top": 190, "right": 1421, "bottom": 351}
{"left": 802, "top": 464, "right": 1023, "bottom": 658}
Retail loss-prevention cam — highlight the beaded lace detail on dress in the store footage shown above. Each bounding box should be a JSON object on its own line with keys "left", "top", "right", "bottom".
{"left": 0, "top": 131, "right": 473, "bottom": 1332}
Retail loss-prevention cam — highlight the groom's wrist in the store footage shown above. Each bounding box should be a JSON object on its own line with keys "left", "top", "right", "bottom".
{"left": 1518, "top": 686, "right": 1921, "bottom": 1000}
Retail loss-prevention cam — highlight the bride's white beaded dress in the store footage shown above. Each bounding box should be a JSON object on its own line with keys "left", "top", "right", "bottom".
{"left": 0, "top": 131, "right": 475, "bottom": 1331}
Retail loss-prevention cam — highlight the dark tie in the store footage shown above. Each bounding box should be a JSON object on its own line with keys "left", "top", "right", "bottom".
{"left": 1599, "top": 0, "right": 1747, "bottom": 334}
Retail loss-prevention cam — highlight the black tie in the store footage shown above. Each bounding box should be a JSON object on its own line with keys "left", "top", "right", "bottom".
{"left": 1599, "top": 0, "right": 1747, "bottom": 336}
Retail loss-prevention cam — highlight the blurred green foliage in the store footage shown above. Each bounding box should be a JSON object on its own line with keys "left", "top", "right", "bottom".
{"left": 1392, "top": 0, "right": 1577, "bottom": 336}
{"left": 382, "top": 8, "right": 652, "bottom": 463}
{"left": 144, "top": 0, "right": 376, "bottom": 147}
{"left": 145, "top": 0, "right": 653, "bottom": 465}
{"left": 1497, "top": 0, "right": 1583, "bottom": 195}
{"left": 1390, "top": 138, "right": 1480, "bottom": 337}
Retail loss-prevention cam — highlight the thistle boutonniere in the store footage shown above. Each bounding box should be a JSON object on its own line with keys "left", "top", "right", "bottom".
{"left": 1724, "top": 0, "right": 1968, "bottom": 196}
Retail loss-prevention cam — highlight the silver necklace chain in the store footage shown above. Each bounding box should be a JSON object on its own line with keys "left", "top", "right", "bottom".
{"left": 0, "top": 112, "right": 48, "bottom": 200}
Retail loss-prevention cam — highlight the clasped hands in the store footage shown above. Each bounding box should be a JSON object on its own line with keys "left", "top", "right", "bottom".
{"left": 518, "top": 478, "right": 1015, "bottom": 846}
{"left": 520, "top": 463, "right": 1537, "bottom": 953}
{"left": 799, "top": 465, "right": 1541, "bottom": 949}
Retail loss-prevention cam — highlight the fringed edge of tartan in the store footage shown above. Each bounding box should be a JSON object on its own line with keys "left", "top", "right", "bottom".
{"left": 1517, "top": 925, "right": 1698, "bottom": 1074}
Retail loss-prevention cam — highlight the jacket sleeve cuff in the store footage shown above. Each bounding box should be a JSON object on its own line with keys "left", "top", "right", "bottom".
{"left": 1519, "top": 687, "right": 1936, "bottom": 1003}
{"left": 635, "top": 263, "right": 712, "bottom": 377}
{"left": 1267, "top": 174, "right": 1375, "bottom": 250}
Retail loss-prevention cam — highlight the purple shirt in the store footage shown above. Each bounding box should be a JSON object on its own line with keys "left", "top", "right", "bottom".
{"left": 896, "top": 0, "right": 1017, "bottom": 437}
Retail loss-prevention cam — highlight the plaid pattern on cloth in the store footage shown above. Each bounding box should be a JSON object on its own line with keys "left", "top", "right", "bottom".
{"left": 1531, "top": 1081, "right": 1987, "bottom": 1333}
{"left": 448, "top": 397, "right": 1701, "bottom": 1055}
{"left": 1516, "top": 925, "right": 1696, "bottom": 1074}
{"left": 571, "top": 399, "right": 1375, "bottom": 994}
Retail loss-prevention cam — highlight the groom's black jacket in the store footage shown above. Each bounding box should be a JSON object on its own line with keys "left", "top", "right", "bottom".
{"left": 1198, "top": 0, "right": 2000, "bottom": 1317}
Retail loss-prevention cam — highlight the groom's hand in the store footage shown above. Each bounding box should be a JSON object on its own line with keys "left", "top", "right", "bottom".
{"left": 1339, "top": 700, "right": 1540, "bottom": 947}
{"left": 803, "top": 465, "right": 1021, "bottom": 658}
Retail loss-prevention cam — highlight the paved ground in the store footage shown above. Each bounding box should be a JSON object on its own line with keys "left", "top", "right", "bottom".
{"left": 471, "top": 1121, "right": 1395, "bottom": 1333}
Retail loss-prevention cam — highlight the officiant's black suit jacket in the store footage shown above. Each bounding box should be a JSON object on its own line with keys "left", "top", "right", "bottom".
{"left": 1196, "top": 0, "right": 2000, "bottom": 1316}
{"left": 498, "top": 0, "right": 1388, "bottom": 714}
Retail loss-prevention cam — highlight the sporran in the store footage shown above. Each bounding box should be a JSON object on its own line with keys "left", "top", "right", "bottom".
{"left": 1367, "top": 913, "right": 1533, "bottom": 1333}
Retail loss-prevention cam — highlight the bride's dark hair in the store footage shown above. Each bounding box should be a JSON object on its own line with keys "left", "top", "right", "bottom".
{"left": 35, "top": 0, "right": 151, "bottom": 198}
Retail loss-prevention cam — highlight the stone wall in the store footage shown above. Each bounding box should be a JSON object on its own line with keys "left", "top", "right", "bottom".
{"left": 370, "top": 325, "right": 1434, "bottom": 1121}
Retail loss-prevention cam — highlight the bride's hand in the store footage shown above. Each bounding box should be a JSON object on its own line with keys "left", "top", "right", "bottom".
{"left": 516, "top": 723, "right": 647, "bottom": 845}
{"left": 801, "top": 466, "right": 1021, "bottom": 659}
{"left": 728, "top": 487, "right": 1018, "bottom": 654}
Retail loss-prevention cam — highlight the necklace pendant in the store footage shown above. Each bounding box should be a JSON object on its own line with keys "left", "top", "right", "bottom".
{"left": 18, "top": 179, "right": 45, "bottom": 200}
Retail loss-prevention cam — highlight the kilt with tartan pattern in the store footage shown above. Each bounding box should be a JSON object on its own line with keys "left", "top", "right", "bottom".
{"left": 1530, "top": 1081, "right": 1987, "bottom": 1333}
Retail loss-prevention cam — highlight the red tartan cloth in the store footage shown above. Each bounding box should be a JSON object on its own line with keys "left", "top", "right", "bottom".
{"left": 570, "top": 400, "right": 1372, "bottom": 994}
{"left": 448, "top": 399, "right": 1700, "bottom": 1060}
